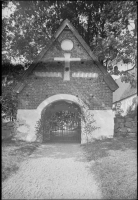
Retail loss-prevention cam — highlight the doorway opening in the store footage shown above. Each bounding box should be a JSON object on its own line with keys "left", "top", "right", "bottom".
{"left": 42, "top": 100, "right": 81, "bottom": 143}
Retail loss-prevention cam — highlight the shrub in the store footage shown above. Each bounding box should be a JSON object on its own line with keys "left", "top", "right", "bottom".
{"left": 78, "top": 97, "right": 100, "bottom": 143}
{"left": 126, "top": 96, "right": 137, "bottom": 115}
{"left": 1, "top": 88, "right": 18, "bottom": 121}
{"left": 1, "top": 62, "right": 24, "bottom": 121}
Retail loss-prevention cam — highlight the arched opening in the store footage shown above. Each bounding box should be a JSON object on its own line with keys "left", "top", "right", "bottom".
{"left": 42, "top": 100, "right": 81, "bottom": 143}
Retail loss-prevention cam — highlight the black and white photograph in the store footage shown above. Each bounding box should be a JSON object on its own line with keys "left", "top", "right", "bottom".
{"left": 2, "top": 0, "right": 137, "bottom": 199}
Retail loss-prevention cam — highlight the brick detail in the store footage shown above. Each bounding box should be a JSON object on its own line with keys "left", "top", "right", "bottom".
{"left": 18, "top": 74, "right": 112, "bottom": 110}
{"left": 43, "top": 30, "right": 91, "bottom": 61}
{"left": 18, "top": 29, "right": 113, "bottom": 110}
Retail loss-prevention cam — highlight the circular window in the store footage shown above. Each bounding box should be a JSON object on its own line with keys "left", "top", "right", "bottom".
{"left": 61, "top": 39, "right": 73, "bottom": 51}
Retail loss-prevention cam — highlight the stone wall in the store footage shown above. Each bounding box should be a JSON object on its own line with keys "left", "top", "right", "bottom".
{"left": 2, "top": 122, "right": 16, "bottom": 140}
{"left": 114, "top": 114, "right": 137, "bottom": 137}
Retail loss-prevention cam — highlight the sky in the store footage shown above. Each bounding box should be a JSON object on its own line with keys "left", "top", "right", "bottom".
{"left": 2, "top": 2, "right": 16, "bottom": 18}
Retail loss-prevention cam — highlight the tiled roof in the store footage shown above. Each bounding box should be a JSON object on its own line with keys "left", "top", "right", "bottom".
{"left": 113, "top": 78, "right": 137, "bottom": 103}
{"left": 113, "top": 78, "right": 130, "bottom": 103}
{"left": 120, "top": 85, "right": 137, "bottom": 100}
{"left": 113, "top": 67, "right": 137, "bottom": 103}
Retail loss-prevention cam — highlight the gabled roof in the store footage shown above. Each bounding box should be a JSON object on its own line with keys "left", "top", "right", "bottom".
{"left": 14, "top": 19, "right": 118, "bottom": 93}
{"left": 121, "top": 85, "right": 137, "bottom": 100}
{"left": 113, "top": 78, "right": 130, "bottom": 103}
{"left": 113, "top": 71, "right": 137, "bottom": 103}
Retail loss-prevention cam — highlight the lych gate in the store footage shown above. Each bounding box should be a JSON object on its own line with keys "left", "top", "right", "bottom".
{"left": 14, "top": 19, "right": 118, "bottom": 144}
{"left": 42, "top": 100, "right": 81, "bottom": 143}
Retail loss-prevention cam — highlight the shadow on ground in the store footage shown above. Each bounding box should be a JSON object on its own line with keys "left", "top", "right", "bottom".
{"left": 26, "top": 137, "right": 137, "bottom": 163}
{"left": 10, "top": 142, "right": 40, "bottom": 156}
{"left": 82, "top": 137, "right": 137, "bottom": 161}
{"left": 29, "top": 142, "right": 86, "bottom": 162}
{"left": 30, "top": 143, "right": 83, "bottom": 161}
{"left": 82, "top": 136, "right": 137, "bottom": 199}
{"left": 2, "top": 139, "right": 40, "bottom": 181}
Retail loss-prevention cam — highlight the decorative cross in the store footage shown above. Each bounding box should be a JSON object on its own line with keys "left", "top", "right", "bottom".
{"left": 54, "top": 53, "right": 81, "bottom": 80}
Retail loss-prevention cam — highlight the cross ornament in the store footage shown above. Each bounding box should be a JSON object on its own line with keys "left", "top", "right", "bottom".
{"left": 54, "top": 53, "right": 81, "bottom": 81}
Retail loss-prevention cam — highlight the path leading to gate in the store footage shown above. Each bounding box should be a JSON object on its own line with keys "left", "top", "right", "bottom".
{"left": 2, "top": 143, "right": 102, "bottom": 199}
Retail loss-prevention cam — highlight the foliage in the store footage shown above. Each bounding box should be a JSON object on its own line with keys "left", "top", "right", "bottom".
{"left": 77, "top": 96, "right": 100, "bottom": 143}
{"left": 35, "top": 103, "right": 81, "bottom": 140}
{"left": 83, "top": 112, "right": 100, "bottom": 143}
{"left": 35, "top": 118, "right": 44, "bottom": 142}
{"left": 112, "top": 102, "right": 124, "bottom": 117}
{"left": 2, "top": 141, "right": 39, "bottom": 181}
{"left": 2, "top": 62, "right": 25, "bottom": 86}
{"left": 1, "top": 88, "right": 18, "bottom": 121}
{"left": 113, "top": 96, "right": 137, "bottom": 117}
{"left": 1, "top": 62, "right": 24, "bottom": 121}
{"left": 35, "top": 94, "right": 100, "bottom": 143}
{"left": 2, "top": 0, "right": 137, "bottom": 86}
{"left": 49, "top": 111, "right": 79, "bottom": 130}
{"left": 126, "top": 96, "right": 137, "bottom": 115}
{"left": 120, "top": 70, "right": 137, "bottom": 88}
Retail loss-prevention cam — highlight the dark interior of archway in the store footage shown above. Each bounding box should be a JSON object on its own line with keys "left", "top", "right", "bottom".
{"left": 43, "top": 100, "right": 81, "bottom": 143}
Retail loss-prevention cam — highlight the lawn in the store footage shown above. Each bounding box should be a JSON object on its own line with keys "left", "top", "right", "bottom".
{"left": 2, "top": 139, "right": 40, "bottom": 181}
{"left": 83, "top": 137, "right": 137, "bottom": 199}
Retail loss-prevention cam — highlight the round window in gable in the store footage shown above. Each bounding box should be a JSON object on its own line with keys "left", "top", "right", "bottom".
{"left": 61, "top": 39, "right": 73, "bottom": 51}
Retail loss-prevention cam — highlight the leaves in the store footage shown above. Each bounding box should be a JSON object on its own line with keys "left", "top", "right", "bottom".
{"left": 1, "top": 62, "right": 25, "bottom": 121}
{"left": 121, "top": 72, "right": 137, "bottom": 88}
{"left": 1, "top": 88, "right": 18, "bottom": 121}
{"left": 2, "top": 0, "right": 137, "bottom": 85}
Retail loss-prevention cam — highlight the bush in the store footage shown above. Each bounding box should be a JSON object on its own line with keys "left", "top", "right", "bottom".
{"left": 1, "top": 62, "right": 24, "bottom": 121}
{"left": 78, "top": 97, "right": 100, "bottom": 143}
{"left": 1, "top": 88, "right": 18, "bottom": 121}
{"left": 126, "top": 96, "right": 137, "bottom": 115}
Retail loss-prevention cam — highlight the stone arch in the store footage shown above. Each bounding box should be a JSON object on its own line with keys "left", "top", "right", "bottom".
{"left": 37, "top": 94, "right": 84, "bottom": 116}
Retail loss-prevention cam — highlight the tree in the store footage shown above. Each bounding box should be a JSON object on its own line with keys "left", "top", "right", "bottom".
{"left": 1, "top": 88, "right": 18, "bottom": 121}
{"left": 2, "top": 0, "right": 137, "bottom": 85}
{"left": 1, "top": 62, "right": 25, "bottom": 121}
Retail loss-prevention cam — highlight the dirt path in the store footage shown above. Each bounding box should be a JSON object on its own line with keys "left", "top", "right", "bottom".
{"left": 2, "top": 143, "right": 102, "bottom": 199}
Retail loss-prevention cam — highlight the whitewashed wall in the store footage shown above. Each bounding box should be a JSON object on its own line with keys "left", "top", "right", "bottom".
{"left": 113, "top": 94, "right": 137, "bottom": 116}
{"left": 16, "top": 94, "right": 115, "bottom": 143}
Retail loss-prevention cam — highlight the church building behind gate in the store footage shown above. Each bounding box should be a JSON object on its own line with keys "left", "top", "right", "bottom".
{"left": 14, "top": 19, "right": 118, "bottom": 143}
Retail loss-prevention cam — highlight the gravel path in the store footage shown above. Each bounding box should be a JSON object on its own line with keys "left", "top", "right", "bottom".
{"left": 2, "top": 143, "right": 102, "bottom": 199}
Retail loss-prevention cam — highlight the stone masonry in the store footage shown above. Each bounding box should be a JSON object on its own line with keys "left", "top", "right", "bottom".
{"left": 114, "top": 114, "right": 137, "bottom": 137}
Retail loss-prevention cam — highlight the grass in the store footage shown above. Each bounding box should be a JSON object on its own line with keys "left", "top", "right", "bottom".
{"left": 2, "top": 136, "right": 137, "bottom": 199}
{"left": 2, "top": 139, "right": 40, "bottom": 181}
{"left": 83, "top": 137, "right": 137, "bottom": 199}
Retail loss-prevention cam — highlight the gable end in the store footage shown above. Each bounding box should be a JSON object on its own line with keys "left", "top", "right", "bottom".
{"left": 14, "top": 19, "right": 118, "bottom": 93}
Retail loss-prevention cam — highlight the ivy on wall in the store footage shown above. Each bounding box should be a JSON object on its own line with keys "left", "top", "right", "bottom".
{"left": 77, "top": 97, "right": 100, "bottom": 143}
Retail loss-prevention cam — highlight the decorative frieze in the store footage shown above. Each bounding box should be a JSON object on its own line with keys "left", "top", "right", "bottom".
{"left": 72, "top": 72, "right": 98, "bottom": 78}
{"left": 34, "top": 72, "right": 62, "bottom": 78}
{"left": 34, "top": 71, "right": 98, "bottom": 79}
